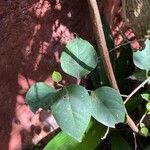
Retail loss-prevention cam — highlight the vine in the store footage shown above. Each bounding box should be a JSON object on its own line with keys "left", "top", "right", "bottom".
{"left": 25, "top": 0, "right": 150, "bottom": 149}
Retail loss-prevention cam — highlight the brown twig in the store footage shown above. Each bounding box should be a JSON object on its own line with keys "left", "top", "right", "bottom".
{"left": 87, "top": 0, "right": 118, "bottom": 90}
{"left": 87, "top": 0, "right": 139, "bottom": 133}
{"left": 109, "top": 38, "right": 145, "bottom": 53}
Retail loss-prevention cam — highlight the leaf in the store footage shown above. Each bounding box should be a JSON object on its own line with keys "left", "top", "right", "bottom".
{"left": 133, "top": 39, "right": 150, "bottom": 71}
{"left": 128, "top": 70, "right": 146, "bottom": 81}
{"left": 26, "top": 82, "right": 56, "bottom": 112}
{"left": 91, "top": 86, "right": 126, "bottom": 127}
{"left": 146, "top": 102, "right": 150, "bottom": 111}
{"left": 111, "top": 134, "right": 131, "bottom": 150}
{"left": 51, "top": 85, "right": 91, "bottom": 141}
{"left": 60, "top": 37, "right": 98, "bottom": 79}
{"left": 140, "top": 127, "right": 149, "bottom": 137}
{"left": 141, "top": 93, "right": 150, "bottom": 101}
{"left": 52, "top": 71, "right": 62, "bottom": 83}
{"left": 44, "top": 119, "right": 106, "bottom": 150}
{"left": 127, "top": 70, "right": 150, "bottom": 84}
{"left": 140, "top": 123, "right": 145, "bottom": 128}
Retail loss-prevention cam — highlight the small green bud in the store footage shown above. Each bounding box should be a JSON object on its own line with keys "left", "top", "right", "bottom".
{"left": 52, "top": 71, "right": 62, "bottom": 83}
{"left": 140, "top": 127, "right": 149, "bottom": 137}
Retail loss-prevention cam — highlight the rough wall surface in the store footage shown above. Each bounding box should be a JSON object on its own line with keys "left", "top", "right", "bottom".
{"left": 0, "top": 0, "right": 94, "bottom": 149}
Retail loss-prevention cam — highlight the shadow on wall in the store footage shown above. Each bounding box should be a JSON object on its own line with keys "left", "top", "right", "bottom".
{"left": 0, "top": 0, "right": 94, "bottom": 149}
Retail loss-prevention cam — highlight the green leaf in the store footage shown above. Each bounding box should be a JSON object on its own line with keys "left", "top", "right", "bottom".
{"left": 52, "top": 71, "right": 62, "bottom": 83}
{"left": 111, "top": 134, "right": 131, "bottom": 150}
{"left": 133, "top": 39, "right": 150, "bottom": 71}
{"left": 140, "top": 123, "right": 145, "bottom": 128}
{"left": 140, "top": 127, "right": 149, "bottom": 137}
{"left": 51, "top": 85, "right": 91, "bottom": 141}
{"left": 146, "top": 102, "right": 150, "bottom": 111}
{"left": 26, "top": 82, "right": 56, "bottom": 112}
{"left": 91, "top": 86, "right": 126, "bottom": 127}
{"left": 128, "top": 70, "right": 146, "bottom": 81}
{"left": 141, "top": 93, "right": 150, "bottom": 101}
{"left": 44, "top": 119, "right": 106, "bottom": 150}
{"left": 128, "top": 70, "right": 150, "bottom": 84}
{"left": 60, "top": 37, "right": 98, "bottom": 79}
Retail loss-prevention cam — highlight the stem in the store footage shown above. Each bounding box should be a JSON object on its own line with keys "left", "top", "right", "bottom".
{"left": 109, "top": 38, "right": 144, "bottom": 54}
{"left": 57, "top": 83, "right": 64, "bottom": 88}
{"left": 87, "top": 89, "right": 92, "bottom": 92}
{"left": 87, "top": 0, "right": 118, "bottom": 90}
{"left": 137, "top": 110, "right": 148, "bottom": 127}
{"left": 101, "top": 127, "right": 110, "bottom": 140}
{"left": 126, "top": 114, "right": 139, "bottom": 133}
{"left": 146, "top": 70, "right": 149, "bottom": 78}
{"left": 87, "top": 0, "right": 139, "bottom": 133}
{"left": 124, "top": 77, "right": 150, "bottom": 104}
{"left": 133, "top": 132, "right": 137, "bottom": 150}
{"left": 121, "top": 94, "right": 128, "bottom": 98}
{"left": 76, "top": 79, "right": 81, "bottom": 85}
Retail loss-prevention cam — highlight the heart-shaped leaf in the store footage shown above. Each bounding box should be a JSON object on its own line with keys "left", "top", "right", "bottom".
{"left": 133, "top": 39, "right": 150, "bottom": 71}
{"left": 51, "top": 85, "right": 91, "bottom": 142}
{"left": 60, "top": 37, "right": 98, "bottom": 79}
{"left": 26, "top": 82, "right": 56, "bottom": 112}
{"left": 91, "top": 86, "right": 125, "bottom": 127}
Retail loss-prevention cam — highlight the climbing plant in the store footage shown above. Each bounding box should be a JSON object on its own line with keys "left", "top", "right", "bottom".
{"left": 25, "top": 35, "right": 150, "bottom": 149}
{"left": 26, "top": 37, "right": 126, "bottom": 142}
{"left": 25, "top": 0, "right": 150, "bottom": 148}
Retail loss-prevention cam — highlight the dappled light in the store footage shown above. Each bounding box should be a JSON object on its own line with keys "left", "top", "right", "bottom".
{"left": 0, "top": 0, "right": 93, "bottom": 149}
